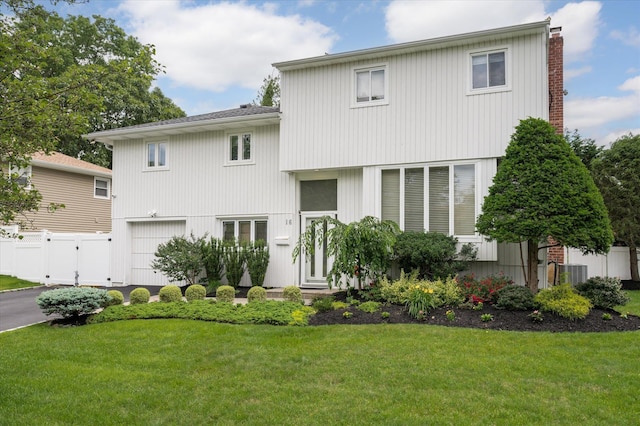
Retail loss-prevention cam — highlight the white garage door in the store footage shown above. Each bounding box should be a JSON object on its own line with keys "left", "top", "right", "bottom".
{"left": 130, "top": 220, "right": 186, "bottom": 286}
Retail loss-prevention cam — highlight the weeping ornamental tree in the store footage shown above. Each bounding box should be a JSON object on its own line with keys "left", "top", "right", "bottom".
{"left": 591, "top": 134, "right": 640, "bottom": 281}
{"left": 293, "top": 216, "right": 400, "bottom": 289}
{"left": 476, "top": 118, "right": 613, "bottom": 292}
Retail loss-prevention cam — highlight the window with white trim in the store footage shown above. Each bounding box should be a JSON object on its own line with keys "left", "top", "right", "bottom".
{"left": 471, "top": 50, "right": 506, "bottom": 90}
{"left": 222, "top": 219, "right": 267, "bottom": 243}
{"left": 147, "top": 142, "right": 167, "bottom": 168}
{"left": 381, "top": 164, "right": 476, "bottom": 236}
{"left": 94, "top": 177, "right": 110, "bottom": 199}
{"left": 228, "top": 133, "right": 252, "bottom": 163}
{"left": 354, "top": 65, "right": 387, "bottom": 106}
{"left": 11, "top": 165, "right": 32, "bottom": 189}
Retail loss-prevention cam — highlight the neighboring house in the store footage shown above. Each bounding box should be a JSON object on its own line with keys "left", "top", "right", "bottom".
{"left": 86, "top": 20, "right": 563, "bottom": 288}
{"left": 14, "top": 152, "right": 112, "bottom": 233}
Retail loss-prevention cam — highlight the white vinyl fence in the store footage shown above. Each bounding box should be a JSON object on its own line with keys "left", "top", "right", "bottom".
{"left": 566, "top": 246, "right": 639, "bottom": 280}
{"left": 0, "top": 227, "right": 112, "bottom": 286}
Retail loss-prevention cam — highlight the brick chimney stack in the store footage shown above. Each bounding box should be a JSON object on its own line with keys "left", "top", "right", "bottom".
{"left": 548, "top": 27, "right": 564, "bottom": 134}
{"left": 547, "top": 26, "right": 566, "bottom": 271}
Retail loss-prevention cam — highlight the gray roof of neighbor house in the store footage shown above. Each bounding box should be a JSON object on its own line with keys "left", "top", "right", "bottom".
{"left": 84, "top": 105, "right": 280, "bottom": 144}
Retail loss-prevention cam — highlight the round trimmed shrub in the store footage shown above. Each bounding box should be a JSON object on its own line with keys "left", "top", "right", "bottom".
{"left": 247, "top": 286, "right": 267, "bottom": 303}
{"left": 495, "top": 285, "right": 535, "bottom": 311}
{"left": 216, "top": 285, "right": 236, "bottom": 303}
{"left": 574, "top": 276, "right": 630, "bottom": 309}
{"left": 534, "top": 284, "right": 592, "bottom": 320}
{"left": 282, "top": 286, "right": 303, "bottom": 304}
{"left": 106, "top": 290, "right": 124, "bottom": 307}
{"left": 185, "top": 284, "right": 207, "bottom": 302}
{"left": 129, "top": 287, "right": 150, "bottom": 305}
{"left": 159, "top": 285, "right": 183, "bottom": 302}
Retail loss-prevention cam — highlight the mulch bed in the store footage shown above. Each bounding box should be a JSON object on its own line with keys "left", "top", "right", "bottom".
{"left": 308, "top": 287, "right": 640, "bottom": 332}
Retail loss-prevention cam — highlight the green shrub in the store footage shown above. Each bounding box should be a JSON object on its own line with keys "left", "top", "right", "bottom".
{"left": 357, "top": 301, "right": 381, "bottom": 313}
{"left": 458, "top": 272, "right": 513, "bottom": 304}
{"left": 106, "top": 290, "right": 124, "bottom": 307}
{"left": 282, "top": 286, "right": 303, "bottom": 304}
{"left": 393, "top": 231, "right": 477, "bottom": 280}
{"left": 201, "top": 236, "right": 225, "bottom": 285}
{"left": 534, "top": 284, "right": 592, "bottom": 320}
{"left": 223, "top": 240, "right": 246, "bottom": 288}
{"left": 433, "top": 276, "right": 464, "bottom": 307}
{"left": 159, "top": 285, "right": 183, "bottom": 303}
{"left": 36, "top": 287, "right": 110, "bottom": 318}
{"left": 185, "top": 284, "right": 207, "bottom": 302}
{"left": 150, "top": 233, "right": 204, "bottom": 286}
{"left": 216, "top": 285, "right": 236, "bottom": 303}
{"left": 129, "top": 288, "right": 150, "bottom": 305}
{"left": 247, "top": 286, "right": 267, "bottom": 303}
{"left": 495, "top": 285, "right": 535, "bottom": 311}
{"left": 379, "top": 270, "right": 419, "bottom": 304}
{"left": 246, "top": 241, "right": 270, "bottom": 287}
{"left": 312, "top": 296, "right": 335, "bottom": 313}
{"left": 332, "top": 301, "right": 349, "bottom": 310}
{"left": 574, "top": 276, "right": 630, "bottom": 309}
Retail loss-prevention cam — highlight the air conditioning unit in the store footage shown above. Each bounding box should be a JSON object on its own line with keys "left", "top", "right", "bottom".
{"left": 558, "top": 264, "right": 588, "bottom": 285}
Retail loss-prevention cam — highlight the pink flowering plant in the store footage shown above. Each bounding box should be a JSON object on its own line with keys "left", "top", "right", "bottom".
{"left": 458, "top": 272, "right": 513, "bottom": 304}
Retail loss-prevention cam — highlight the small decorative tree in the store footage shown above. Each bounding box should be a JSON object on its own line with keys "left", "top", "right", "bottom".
{"left": 293, "top": 216, "right": 400, "bottom": 289}
{"left": 150, "top": 233, "right": 204, "bottom": 286}
{"left": 201, "top": 236, "right": 225, "bottom": 286}
{"left": 476, "top": 118, "right": 613, "bottom": 292}
{"left": 245, "top": 240, "right": 270, "bottom": 287}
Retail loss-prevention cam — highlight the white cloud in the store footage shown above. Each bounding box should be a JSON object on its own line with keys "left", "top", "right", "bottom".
{"left": 385, "top": 1, "right": 601, "bottom": 64}
{"left": 565, "top": 75, "right": 640, "bottom": 131}
{"left": 610, "top": 26, "right": 640, "bottom": 48}
{"left": 565, "top": 65, "right": 592, "bottom": 81}
{"left": 602, "top": 128, "right": 640, "bottom": 146}
{"left": 119, "top": 0, "right": 337, "bottom": 93}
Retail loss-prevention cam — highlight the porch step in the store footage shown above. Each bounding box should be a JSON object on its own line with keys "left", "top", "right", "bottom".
{"left": 265, "top": 288, "right": 339, "bottom": 301}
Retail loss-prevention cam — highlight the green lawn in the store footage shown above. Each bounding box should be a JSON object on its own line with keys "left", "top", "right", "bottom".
{"left": 0, "top": 275, "right": 40, "bottom": 291}
{"left": 616, "top": 290, "right": 640, "bottom": 315}
{"left": 1, "top": 320, "right": 638, "bottom": 425}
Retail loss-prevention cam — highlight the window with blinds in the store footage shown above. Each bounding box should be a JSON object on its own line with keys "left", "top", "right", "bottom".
{"left": 381, "top": 170, "right": 400, "bottom": 224}
{"left": 404, "top": 168, "right": 424, "bottom": 232}
{"left": 429, "top": 167, "right": 450, "bottom": 234}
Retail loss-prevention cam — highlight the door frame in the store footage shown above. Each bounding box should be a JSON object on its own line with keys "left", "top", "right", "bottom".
{"left": 299, "top": 211, "right": 336, "bottom": 288}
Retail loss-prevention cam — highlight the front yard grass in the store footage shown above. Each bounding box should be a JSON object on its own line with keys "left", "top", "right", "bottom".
{"left": 1, "top": 320, "right": 638, "bottom": 425}
{"left": 616, "top": 290, "right": 640, "bottom": 316}
{"left": 0, "top": 275, "right": 40, "bottom": 291}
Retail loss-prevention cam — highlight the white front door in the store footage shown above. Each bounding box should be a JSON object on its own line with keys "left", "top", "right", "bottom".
{"left": 301, "top": 215, "right": 333, "bottom": 287}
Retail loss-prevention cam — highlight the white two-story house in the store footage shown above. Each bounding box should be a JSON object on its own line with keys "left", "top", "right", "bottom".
{"left": 86, "top": 20, "right": 563, "bottom": 288}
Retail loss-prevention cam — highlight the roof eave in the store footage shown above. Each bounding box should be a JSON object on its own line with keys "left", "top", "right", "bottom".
{"left": 84, "top": 111, "right": 281, "bottom": 145}
{"left": 274, "top": 20, "right": 549, "bottom": 71}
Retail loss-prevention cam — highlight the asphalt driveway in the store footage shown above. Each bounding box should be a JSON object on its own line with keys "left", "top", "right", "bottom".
{"left": 0, "top": 286, "right": 160, "bottom": 333}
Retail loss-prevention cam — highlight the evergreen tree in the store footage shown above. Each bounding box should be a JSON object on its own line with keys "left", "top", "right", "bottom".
{"left": 476, "top": 118, "right": 613, "bottom": 291}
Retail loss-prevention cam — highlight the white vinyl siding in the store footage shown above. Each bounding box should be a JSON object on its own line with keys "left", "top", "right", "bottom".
{"left": 279, "top": 30, "right": 547, "bottom": 171}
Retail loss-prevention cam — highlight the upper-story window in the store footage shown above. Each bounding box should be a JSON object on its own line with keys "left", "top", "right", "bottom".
{"left": 147, "top": 142, "right": 167, "bottom": 169}
{"left": 94, "top": 177, "right": 110, "bottom": 199}
{"left": 227, "top": 132, "right": 253, "bottom": 165}
{"left": 12, "top": 166, "right": 32, "bottom": 189}
{"left": 353, "top": 64, "right": 388, "bottom": 107}
{"left": 471, "top": 50, "right": 506, "bottom": 90}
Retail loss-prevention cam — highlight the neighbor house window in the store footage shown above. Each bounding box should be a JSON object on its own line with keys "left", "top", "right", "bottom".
{"left": 354, "top": 65, "right": 387, "bottom": 106}
{"left": 228, "top": 133, "right": 252, "bottom": 163}
{"left": 222, "top": 219, "right": 267, "bottom": 243}
{"left": 471, "top": 50, "right": 506, "bottom": 89}
{"left": 94, "top": 178, "right": 110, "bottom": 199}
{"left": 147, "top": 142, "right": 167, "bottom": 168}
{"left": 380, "top": 164, "right": 476, "bottom": 236}
{"left": 11, "top": 166, "right": 32, "bottom": 189}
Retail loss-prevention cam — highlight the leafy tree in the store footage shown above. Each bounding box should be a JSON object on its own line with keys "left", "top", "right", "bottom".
{"left": 476, "top": 118, "right": 613, "bottom": 292}
{"left": 565, "top": 129, "right": 603, "bottom": 169}
{"left": 1, "top": 1, "right": 185, "bottom": 225}
{"left": 254, "top": 74, "right": 280, "bottom": 107}
{"left": 591, "top": 134, "right": 640, "bottom": 281}
{"left": 393, "top": 231, "right": 477, "bottom": 280}
{"left": 293, "top": 216, "right": 400, "bottom": 289}
{"left": 150, "top": 234, "right": 204, "bottom": 286}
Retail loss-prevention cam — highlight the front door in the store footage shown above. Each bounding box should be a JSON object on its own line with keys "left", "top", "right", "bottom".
{"left": 301, "top": 215, "right": 333, "bottom": 286}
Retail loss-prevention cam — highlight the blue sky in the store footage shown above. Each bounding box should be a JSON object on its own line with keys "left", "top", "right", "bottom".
{"left": 47, "top": 0, "right": 640, "bottom": 145}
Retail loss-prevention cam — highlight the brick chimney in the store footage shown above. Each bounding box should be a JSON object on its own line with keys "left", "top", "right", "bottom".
{"left": 547, "top": 26, "right": 565, "bottom": 270}
{"left": 548, "top": 27, "right": 564, "bottom": 134}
